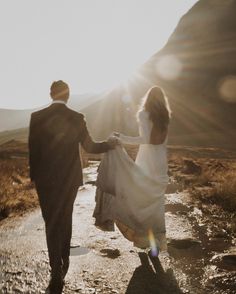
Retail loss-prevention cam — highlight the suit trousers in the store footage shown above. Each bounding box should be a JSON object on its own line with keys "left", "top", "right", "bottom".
{"left": 36, "top": 182, "right": 78, "bottom": 280}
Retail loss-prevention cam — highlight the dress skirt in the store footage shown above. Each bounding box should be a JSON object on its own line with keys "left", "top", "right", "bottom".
{"left": 93, "top": 146, "right": 168, "bottom": 251}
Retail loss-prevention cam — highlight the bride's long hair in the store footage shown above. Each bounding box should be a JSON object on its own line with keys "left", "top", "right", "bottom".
{"left": 138, "top": 86, "right": 171, "bottom": 142}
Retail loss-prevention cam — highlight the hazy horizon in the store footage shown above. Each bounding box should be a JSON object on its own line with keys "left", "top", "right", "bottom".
{"left": 0, "top": 93, "right": 103, "bottom": 111}
{"left": 0, "top": 0, "right": 197, "bottom": 110}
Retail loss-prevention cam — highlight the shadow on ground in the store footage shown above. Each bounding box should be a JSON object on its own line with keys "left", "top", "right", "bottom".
{"left": 126, "top": 252, "right": 182, "bottom": 294}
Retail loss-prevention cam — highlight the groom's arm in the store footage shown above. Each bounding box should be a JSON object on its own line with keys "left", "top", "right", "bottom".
{"left": 79, "top": 114, "right": 111, "bottom": 154}
{"left": 28, "top": 113, "right": 41, "bottom": 181}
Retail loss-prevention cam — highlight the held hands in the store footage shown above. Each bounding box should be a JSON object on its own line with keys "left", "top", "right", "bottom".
{"left": 113, "top": 132, "right": 120, "bottom": 138}
{"left": 107, "top": 133, "right": 121, "bottom": 149}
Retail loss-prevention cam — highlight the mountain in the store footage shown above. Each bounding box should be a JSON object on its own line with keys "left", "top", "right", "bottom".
{"left": 140, "top": 0, "right": 236, "bottom": 138}
{"left": 0, "top": 128, "right": 28, "bottom": 145}
{"left": 0, "top": 93, "right": 103, "bottom": 132}
{"left": 0, "top": 109, "right": 33, "bottom": 133}
{"left": 83, "top": 0, "right": 236, "bottom": 148}
{"left": 1, "top": 0, "right": 236, "bottom": 148}
{"left": 68, "top": 93, "right": 104, "bottom": 112}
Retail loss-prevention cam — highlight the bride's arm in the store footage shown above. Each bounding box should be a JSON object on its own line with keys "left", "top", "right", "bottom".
{"left": 119, "top": 133, "right": 146, "bottom": 145}
{"left": 117, "top": 112, "right": 149, "bottom": 145}
{"left": 119, "top": 115, "right": 148, "bottom": 145}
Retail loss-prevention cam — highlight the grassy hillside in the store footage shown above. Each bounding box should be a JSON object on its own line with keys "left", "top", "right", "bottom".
{"left": 0, "top": 139, "right": 235, "bottom": 221}
{"left": 0, "top": 140, "right": 37, "bottom": 220}
{"left": 82, "top": 0, "right": 236, "bottom": 147}
{"left": 0, "top": 125, "right": 235, "bottom": 151}
{"left": 0, "top": 128, "right": 28, "bottom": 145}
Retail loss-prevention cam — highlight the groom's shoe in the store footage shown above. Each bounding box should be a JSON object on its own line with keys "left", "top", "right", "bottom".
{"left": 45, "top": 276, "right": 65, "bottom": 294}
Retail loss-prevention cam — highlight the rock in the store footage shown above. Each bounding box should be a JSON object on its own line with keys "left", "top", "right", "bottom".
{"left": 74, "top": 286, "right": 85, "bottom": 292}
{"left": 183, "top": 159, "right": 202, "bottom": 175}
{"left": 168, "top": 238, "right": 201, "bottom": 249}
{"left": 222, "top": 254, "right": 236, "bottom": 265}
{"left": 211, "top": 248, "right": 236, "bottom": 270}
{"left": 165, "top": 181, "right": 180, "bottom": 194}
{"left": 12, "top": 175, "right": 23, "bottom": 185}
{"left": 85, "top": 180, "right": 96, "bottom": 185}
{"left": 6, "top": 270, "right": 22, "bottom": 275}
{"left": 213, "top": 229, "right": 228, "bottom": 238}
{"left": 13, "top": 286, "right": 24, "bottom": 293}
{"left": 100, "top": 248, "right": 121, "bottom": 258}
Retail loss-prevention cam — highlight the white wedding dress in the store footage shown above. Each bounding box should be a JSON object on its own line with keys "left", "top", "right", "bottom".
{"left": 120, "top": 110, "right": 168, "bottom": 181}
{"left": 93, "top": 110, "right": 169, "bottom": 251}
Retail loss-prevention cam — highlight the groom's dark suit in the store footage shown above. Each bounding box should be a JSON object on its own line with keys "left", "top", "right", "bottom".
{"left": 28, "top": 103, "right": 110, "bottom": 284}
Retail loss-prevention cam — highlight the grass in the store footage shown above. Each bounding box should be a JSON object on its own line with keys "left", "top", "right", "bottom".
{"left": 0, "top": 140, "right": 236, "bottom": 221}
{"left": 192, "top": 168, "right": 236, "bottom": 212}
{"left": 0, "top": 150, "right": 38, "bottom": 220}
{"left": 83, "top": 144, "right": 236, "bottom": 212}
{"left": 0, "top": 128, "right": 28, "bottom": 145}
{"left": 168, "top": 151, "right": 236, "bottom": 212}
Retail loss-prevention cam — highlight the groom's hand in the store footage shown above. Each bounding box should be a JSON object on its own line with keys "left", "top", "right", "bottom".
{"left": 113, "top": 132, "right": 120, "bottom": 137}
{"left": 107, "top": 136, "right": 120, "bottom": 149}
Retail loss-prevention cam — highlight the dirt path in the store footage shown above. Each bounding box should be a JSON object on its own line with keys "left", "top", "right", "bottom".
{"left": 1, "top": 163, "right": 235, "bottom": 294}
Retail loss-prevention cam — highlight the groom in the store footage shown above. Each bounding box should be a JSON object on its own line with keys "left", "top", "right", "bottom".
{"left": 28, "top": 80, "right": 116, "bottom": 293}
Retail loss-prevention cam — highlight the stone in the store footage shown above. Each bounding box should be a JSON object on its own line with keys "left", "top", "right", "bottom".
{"left": 183, "top": 159, "right": 202, "bottom": 175}
{"left": 211, "top": 248, "right": 236, "bottom": 270}
{"left": 168, "top": 238, "right": 201, "bottom": 249}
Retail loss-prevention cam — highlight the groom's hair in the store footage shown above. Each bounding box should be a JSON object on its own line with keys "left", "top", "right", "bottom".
{"left": 50, "top": 80, "right": 69, "bottom": 101}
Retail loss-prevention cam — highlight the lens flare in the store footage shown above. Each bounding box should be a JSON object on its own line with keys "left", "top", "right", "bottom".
{"left": 219, "top": 76, "right": 236, "bottom": 103}
{"left": 155, "top": 55, "right": 182, "bottom": 80}
{"left": 148, "top": 229, "right": 159, "bottom": 257}
{"left": 122, "top": 95, "right": 132, "bottom": 104}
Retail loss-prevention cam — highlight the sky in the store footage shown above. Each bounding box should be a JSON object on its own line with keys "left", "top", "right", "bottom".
{"left": 0, "top": 0, "right": 198, "bottom": 109}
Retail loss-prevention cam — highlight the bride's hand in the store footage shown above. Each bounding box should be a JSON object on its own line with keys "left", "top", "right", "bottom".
{"left": 108, "top": 134, "right": 121, "bottom": 147}
{"left": 113, "top": 132, "right": 120, "bottom": 137}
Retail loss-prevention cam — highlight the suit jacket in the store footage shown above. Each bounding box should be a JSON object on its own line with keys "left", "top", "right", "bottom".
{"left": 28, "top": 103, "right": 110, "bottom": 188}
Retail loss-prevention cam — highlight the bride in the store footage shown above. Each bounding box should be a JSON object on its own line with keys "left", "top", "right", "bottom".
{"left": 93, "top": 86, "right": 171, "bottom": 254}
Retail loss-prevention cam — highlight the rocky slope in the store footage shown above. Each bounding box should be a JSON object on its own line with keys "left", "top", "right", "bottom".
{"left": 1, "top": 0, "right": 236, "bottom": 148}
{"left": 83, "top": 0, "right": 236, "bottom": 148}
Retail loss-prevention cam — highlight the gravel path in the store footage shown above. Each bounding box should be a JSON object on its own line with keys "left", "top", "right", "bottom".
{"left": 1, "top": 163, "right": 235, "bottom": 293}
